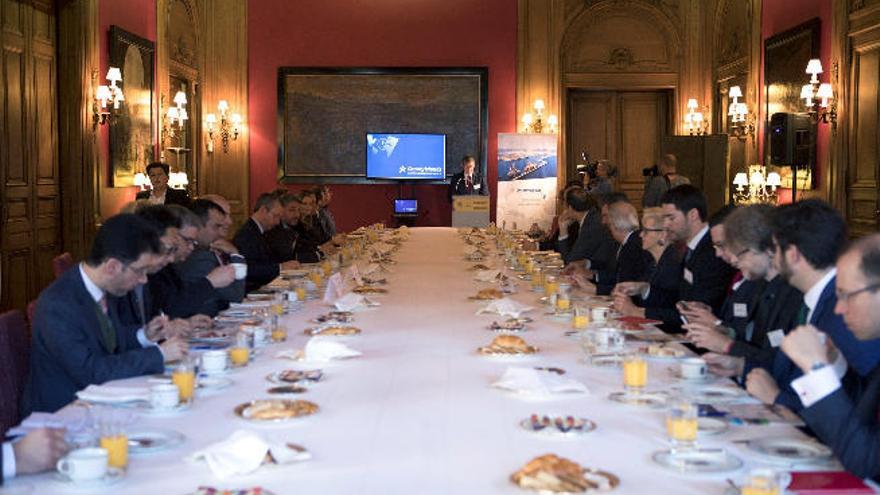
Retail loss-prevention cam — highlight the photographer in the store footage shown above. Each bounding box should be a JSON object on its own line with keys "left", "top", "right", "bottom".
{"left": 642, "top": 154, "right": 690, "bottom": 207}
{"left": 585, "top": 159, "right": 616, "bottom": 196}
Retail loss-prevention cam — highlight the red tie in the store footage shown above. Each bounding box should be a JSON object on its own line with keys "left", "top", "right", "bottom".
{"left": 98, "top": 296, "right": 109, "bottom": 315}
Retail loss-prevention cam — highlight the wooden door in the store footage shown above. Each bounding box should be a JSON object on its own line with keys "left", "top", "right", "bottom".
{"left": 567, "top": 90, "right": 671, "bottom": 206}
{"left": 847, "top": 19, "right": 880, "bottom": 237}
{"left": 1, "top": 0, "right": 60, "bottom": 311}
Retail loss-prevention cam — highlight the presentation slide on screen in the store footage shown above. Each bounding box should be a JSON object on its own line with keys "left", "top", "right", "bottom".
{"left": 366, "top": 133, "right": 446, "bottom": 180}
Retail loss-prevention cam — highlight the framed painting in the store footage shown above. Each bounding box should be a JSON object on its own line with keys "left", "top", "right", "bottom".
{"left": 109, "top": 25, "right": 155, "bottom": 187}
{"left": 763, "top": 18, "right": 819, "bottom": 189}
{"left": 277, "top": 67, "right": 488, "bottom": 184}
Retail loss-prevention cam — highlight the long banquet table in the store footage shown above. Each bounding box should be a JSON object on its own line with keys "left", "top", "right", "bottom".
{"left": 19, "top": 227, "right": 832, "bottom": 494}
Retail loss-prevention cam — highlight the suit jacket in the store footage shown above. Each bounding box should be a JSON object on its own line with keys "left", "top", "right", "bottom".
{"left": 294, "top": 218, "right": 326, "bottom": 263}
{"left": 233, "top": 218, "right": 280, "bottom": 292}
{"left": 800, "top": 364, "right": 880, "bottom": 480}
{"left": 558, "top": 209, "right": 604, "bottom": 265}
{"left": 596, "top": 230, "right": 652, "bottom": 295}
{"left": 135, "top": 187, "right": 190, "bottom": 206}
{"left": 681, "top": 231, "right": 736, "bottom": 314}
{"left": 175, "top": 248, "right": 245, "bottom": 316}
{"left": 318, "top": 207, "right": 337, "bottom": 239}
{"left": 146, "top": 264, "right": 216, "bottom": 319}
{"left": 642, "top": 243, "right": 686, "bottom": 332}
{"left": 736, "top": 276, "right": 803, "bottom": 369}
{"left": 771, "top": 277, "right": 880, "bottom": 412}
{"left": 718, "top": 278, "right": 765, "bottom": 346}
{"left": 22, "top": 267, "right": 164, "bottom": 414}
{"left": 265, "top": 223, "right": 299, "bottom": 263}
{"left": 448, "top": 172, "right": 487, "bottom": 200}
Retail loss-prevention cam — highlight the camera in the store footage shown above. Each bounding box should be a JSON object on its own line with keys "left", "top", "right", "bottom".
{"left": 642, "top": 164, "right": 660, "bottom": 177}
{"left": 576, "top": 152, "right": 598, "bottom": 179}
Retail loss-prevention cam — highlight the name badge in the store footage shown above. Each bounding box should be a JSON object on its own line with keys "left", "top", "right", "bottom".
{"left": 683, "top": 268, "right": 694, "bottom": 284}
{"left": 473, "top": 184, "right": 481, "bottom": 190}
{"left": 733, "top": 303, "right": 748, "bottom": 318}
{"left": 767, "top": 329, "right": 785, "bottom": 348}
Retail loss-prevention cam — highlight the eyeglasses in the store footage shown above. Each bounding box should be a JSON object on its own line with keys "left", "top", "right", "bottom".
{"left": 123, "top": 262, "right": 150, "bottom": 277}
{"left": 733, "top": 247, "right": 752, "bottom": 260}
{"left": 643, "top": 228, "right": 665, "bottom": 233}
{"left": 179, "top": 234, "right": 198, "bottom": 248}
{"left": 836, "top": 282, "right": 880, "bottom": 304}
{"left": 160, "top": 242, "right": 178, "bottom": 256}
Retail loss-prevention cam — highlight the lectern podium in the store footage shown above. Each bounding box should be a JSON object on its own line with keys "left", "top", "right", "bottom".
{"left": 451, "top": 195, "right": 490, "bottom": 227}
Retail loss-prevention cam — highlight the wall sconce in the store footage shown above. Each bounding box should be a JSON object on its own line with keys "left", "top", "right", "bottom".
{"left": 168, "top": 171, "right": 189, "bottom": 190}
{"left": 205, "top": 100, "right": 242, "bottom": 153}
{"left": 161, "top": 91, "right": 189, "bottom": 151}
{"left": 684, "top": 98, "right": 708, "bottom": 136}
{"left": 92, "top": 67, "right": 124, "bottom": 129}
{"left": 133, "top": 172, "right": 149, "bottom": 190}
{"left": 801, "top": 58, "right": 837, "bottom": 127}
{"left": 727, "top": 86, "right": 755, "bottom": 141}
{"left": 732, "top": 164, "right": 781, "bottom": 205}
{"left": 521, "top": 99, "right": 558, "bottom": 134}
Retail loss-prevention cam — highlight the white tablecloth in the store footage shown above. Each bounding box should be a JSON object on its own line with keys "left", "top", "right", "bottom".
{"left": 16, "top": 227, "right": 823, "bottom": 494}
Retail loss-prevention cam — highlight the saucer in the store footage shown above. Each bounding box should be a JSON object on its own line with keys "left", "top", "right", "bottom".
{"left": 652, "top": 448, "right": 743, "bottom": 473}
{"left": 53, "top": 466, "right": 125, "bottom": 488}
{"left": 668, "top": 368, "right": 715, "bottom": 383}
{"left": 128, "top": 428, "right": 185, "bottom": 454}
{"left": 141, "top": 401, "right": 192, "bottom": 416}
{"left": 607, "top": 391, "right": 667, "bottom": 408}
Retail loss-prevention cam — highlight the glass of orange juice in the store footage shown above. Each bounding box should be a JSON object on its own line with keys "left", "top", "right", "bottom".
{"left": 666, "top": 400, "right": 698, "bottom": 451}
{"left": 321, "top": 260, "right": 332, "bottom": 277}
{"left": 544, "top": 275, "right": 559, "bottom": 296}
{"left": 97, "top": 411, "right": 129, "bottom": 470}
{"left": 295, "top": 285, "right": 307, "bottom": 301}
{"left": 271, "top": 326, "right": 287, "bottom": 343}
{"left": 309, "top": 269, "right": 323, "bottom": 287}
{"left": 622, "top": 353, "right": 648, "bottom": 393}
{"left": 171, "top": 359, "right": 196, "bottom": 405}
{"left": 572, "top": 309, "right": 590, "bottom": 329}
{"left": 740, "top": 469, "right": 785, "bottom": 495}
{"left": 229, "top": 332, "right": 251, "bottom": 367}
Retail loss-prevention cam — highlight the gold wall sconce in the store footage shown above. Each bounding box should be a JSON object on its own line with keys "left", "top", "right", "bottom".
{"left": 92, "top": 67, "right": 124, "bottom": 129}
{"left": 801, "top": 58, "right": 837, "bottom": 127}
{"left": 205, "top": 100, "right": 242, "bottom": 153}
{"left": 521, "top": 99, "right": 558, "bottom": 134}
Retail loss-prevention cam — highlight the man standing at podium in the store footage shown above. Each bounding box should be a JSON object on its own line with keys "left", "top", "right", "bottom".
{"left": 449, "top": 155, "right": 487, "bottom": 201}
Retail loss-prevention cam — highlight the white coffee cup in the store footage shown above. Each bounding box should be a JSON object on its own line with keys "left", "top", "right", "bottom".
{"left": 231, "top": 263, "right": 248, "bottom": 280}
{"left": 150, "top": 383, "right": 179, "bottom": 410}
{"left": 680, "top": 357, "right": 708, "bottom": 379}
{"left": 56, "top": 447, "right": 108, "bottom": 482}
{"left": 241, "top": 325, "right": 267, "bottom": 347}
{"left": 591, "top": 306, "right": 611, "bottom": 323}
{"left": 200, "top": 349, "right": 228, "bottom": 374}
{"left": 285, "top": 290, "right": 298, "bottom": 302}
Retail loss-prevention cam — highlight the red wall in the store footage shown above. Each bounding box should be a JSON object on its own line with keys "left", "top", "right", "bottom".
{"left": 98, "top": 0, "right": 157, "bottom": 218}
{"left": 247, "top": 0, "right": 517, "bottom": 231}
{"left": 760, "top": 0, "right": 832, "bottom": 203}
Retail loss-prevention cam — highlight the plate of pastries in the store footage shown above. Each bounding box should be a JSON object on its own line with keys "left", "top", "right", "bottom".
{"left": 352, "top": 286, "right": 388, "bottom": 295}
{"left": 478, "top": 335, "right": 538, "bottom": 356}
{"left": 469, "top": 263, "right": 492, "bottom": 271}
{"left": 511, "top": 454, "right": 619, "bottom": 493}
{"left": 303, "top": 326, "right": 361, "bottom": 336}
{"left": 469, "top": 288, "right": 504, "bottom": 300}
{"left": 489, "top": 318, "right": 530, "bottom": 332}
{"left": 234, "top": 399, "right": 319, "bottom": 422}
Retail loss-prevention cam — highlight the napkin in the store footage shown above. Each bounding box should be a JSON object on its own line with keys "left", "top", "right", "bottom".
{"left": 302, "top": 336, "right": 362, "bottom": 361}
{"left": 474, "top": 269, "right": 501, "bottom": 283}
{"left": 333, "top": 292, "right": 379, "bottom": 311}
{"left": 187, "top": 430, "right": 310, "bottom": 480}
{"left": 477, "top": 297, "right": 533, "bottom": 318}
{"left": 8, "top": 408, "right": 92, "bottom": 437}
{"left": 323, "top": 273, "right": 345, "bottom": 304}
{"left": 76, "top": 384, "right": 150, "bottom": 404}
{"left": 492, "top": 367, "right": 589, "bottom": 397}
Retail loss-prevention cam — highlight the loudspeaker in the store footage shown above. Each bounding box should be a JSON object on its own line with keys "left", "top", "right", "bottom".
{"left": 769, "top": 112, "right": 812, "bottom": 166}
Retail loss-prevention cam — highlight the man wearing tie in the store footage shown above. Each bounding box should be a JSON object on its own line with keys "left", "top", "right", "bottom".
{"left": 448, "top": 155, "right": 487, "bottom": 201}
{"left": 781, "top": 233, "right": 880, "bottom": 480}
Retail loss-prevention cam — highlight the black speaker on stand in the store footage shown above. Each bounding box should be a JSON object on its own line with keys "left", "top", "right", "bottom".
{"left": 768, "top": 112, "right": 813, "bottom": 202}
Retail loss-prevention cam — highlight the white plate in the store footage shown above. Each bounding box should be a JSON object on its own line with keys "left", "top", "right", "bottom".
{"left": 141, "top": 401, "right": 192, "bottom": 417}
{"left": 128, "top": 428, "right": 185, "bottom": 454}
{"left": 607, "top": 391, "right": 668, "bottom": 408}
{"left": 53, "top": 466, "right": 125, "bottom": 488}
{"left": 697, "top": 417, "right": 729, "bottom": 436}
{"left": 587, "top": 354, "right": 625, "bottom": 368}
{"left": 668, "top": 368, "right": 715, "bottom": 384}
{"left": 680, "top": 386, "right": 747, "bottom": 404}
{"left": 519, "top": 416, "right": 597, "bottom": 437}
{"left": 198, "top": 376, "right": 233, "bottom": 390}
{"left": 746, "top": 437, "right": 833, "bottom": 463}
{"left": 652, "top": 448, "right": 743, "bottom": 473}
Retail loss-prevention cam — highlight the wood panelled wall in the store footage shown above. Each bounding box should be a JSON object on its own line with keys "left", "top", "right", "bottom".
{"left": 1, "top": 0, "right": 61, "bottom": 311}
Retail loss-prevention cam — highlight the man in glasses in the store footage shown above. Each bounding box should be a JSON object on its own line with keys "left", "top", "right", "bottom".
{"left": 22, "top": 214, "right": 189, "bottom": 414}
{"left": 779, "top": 234, "right": 880, "bottom": 480}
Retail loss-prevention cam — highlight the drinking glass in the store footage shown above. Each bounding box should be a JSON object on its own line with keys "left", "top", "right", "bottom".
{"left": 572, "top": 307, "right": 590, "bottom": 329}
{"left": 229, "top": 332, "right": 251, "bottom": 367}
{"left": 666, "top": 400, "right": 698, "bottom": 451}
{"left": 95, "top": 408, "right": 132, "bottom": 470}
{"left": 622, "top": 353, "right": 648, "bottom": 393}
{"left": 740, "top": 469, "right": 786, "bottom": 495}
{"left": 171, "top": 358, "right": 196, "bottom": 405}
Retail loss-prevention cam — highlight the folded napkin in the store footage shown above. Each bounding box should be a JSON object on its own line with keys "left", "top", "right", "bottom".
{"left": 76, "top": 384, "right": 150, "bottom": 404}
{"left": 302, "top": 336, "right": 362, "bottom": 362}
{"left": 333, "top": 292, "right": 379, "bottom": 311}
{"left": 474, "top": 269, "right": 501, "bottom": 283}
{"left": 323, "top": 273, "right": 346, "bottom": 304}
{"left": 492, "top": 367, "right": 589, "bottom": 397}
{"left": 477, "top": 297, "right": 533, "bottom": 318}
{"left": 187, "top": 430, "right": 310, "bottom": 480}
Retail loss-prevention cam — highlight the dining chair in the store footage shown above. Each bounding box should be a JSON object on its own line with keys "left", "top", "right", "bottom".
{"left": 52, "top": 252, "right": 75, "bottom": 279}
{"left": 0, "top": 310, "right": 29, "bottom": 433}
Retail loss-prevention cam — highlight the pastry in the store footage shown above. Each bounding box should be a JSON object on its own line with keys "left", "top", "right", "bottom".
{"left": 511, "top": 454, "right": 592, "bottom": 493}
{"left": 469, "top": 263, "right": 491, "bottom": 271}
{"left": 471, "top": 288, "right": 503, "bottom": 300}
{"left": 645, "top": 344, "right": 684, "bottom": 358}
{"left": 304, "top": 326, "right": 361, "bottom": 336}
{"left": 352, "top": 286, "right": 388, "bottom": 294}
{"left": 480, "top": 334, "right": 535, "bottom": 354}
{"left": 490, "top": 318, "right": 526, "bottom": 331}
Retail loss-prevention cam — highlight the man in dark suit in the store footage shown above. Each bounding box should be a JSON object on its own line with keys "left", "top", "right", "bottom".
{"left": 22, "top": 214, "right": 188, "bottom": 414}
{"left": 1, "top": 428, "right": 68, "bottom": 484}
{"left": 780, "top": 234, "right": 880, "bottom": 480}
{"left": 602, "top": 200, "right": 650, "bottom": 292}
{"left": 135, "top": 162, "right": 190, "bottom": 206}
{"left": 744, "top": 200, "right": 880, "bottom": 412}
{"left": 557, "top": 188, "right": 604, "bottom": 265}
{"left": 266, "top": 192, "right": 302, "bottom": 263}
{"left": 176, "top": 199, "right": 246, "bottom": 315}
{"left": 448, "top": 155, "right": 487, "bottom": 200}
{"left": 234, "top": 192, "right": 299, "bottom": 292}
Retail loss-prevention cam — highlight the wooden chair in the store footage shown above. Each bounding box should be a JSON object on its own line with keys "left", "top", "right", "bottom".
{"left": 0, "top": 310, "right": 30, "bottom": 432}
{"left": 52, "top": 252, "right": 75, "bottom": 279}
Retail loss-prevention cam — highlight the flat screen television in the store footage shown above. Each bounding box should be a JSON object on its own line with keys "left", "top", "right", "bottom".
{"left": 366, "top": 133, "right": 446, "bottom": 180}
{"left": 394, "top": 199, "right": 418, "bottom": 215}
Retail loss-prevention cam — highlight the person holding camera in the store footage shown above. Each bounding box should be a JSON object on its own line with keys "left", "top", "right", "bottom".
{"left": 585, "top": 159, "right": 616, "bottom": 196}
{"left": 642, "top": 154, "right": 690, "bottom": 207}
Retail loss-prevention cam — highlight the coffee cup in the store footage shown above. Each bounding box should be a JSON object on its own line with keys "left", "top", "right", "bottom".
{"left": 150, "top": 383, "right": 180, "bottom": 410}
{"left": 56, "top": 448, "right": 109, "bottom": 482}
{"left": 680, "top": 358, "right": 708, "bottom": 379}
{"left": 591, "top": 306, "right": 611, "bottom": 323}
{"left": 241, "top": 325, "right": 267, "bottom": 347}
{"left": 231, "top": 263, "right": 247, "bottom": 280}
{"left": 200, "top": 349, "right": 228, "bottom": 374}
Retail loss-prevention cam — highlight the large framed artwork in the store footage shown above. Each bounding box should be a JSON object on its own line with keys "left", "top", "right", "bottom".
{"left": 763, "top": 18, "right": 819, "bottom": 189}
{"left": 277, "top": 67, "right": 488, "bottom": 184}
{"left": 109, "top": 25, "right": 155, "bottom": 187}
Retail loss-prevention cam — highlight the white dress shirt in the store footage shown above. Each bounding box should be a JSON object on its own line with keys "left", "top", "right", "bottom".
{"left": 79, "top": 264, "right": 156, "bottom": 350}
{"left": 686, "top": 224, "right": 709, "bottom": 252}
{"left": 2, "top": 441, "right": 14, "bottom": 480}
